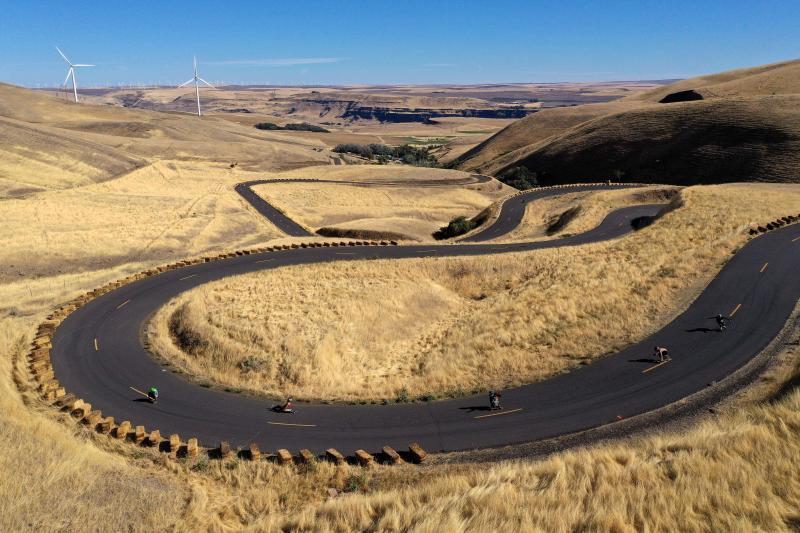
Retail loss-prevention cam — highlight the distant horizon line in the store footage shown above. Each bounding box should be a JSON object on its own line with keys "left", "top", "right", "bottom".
{"left": 18, "top": 78, "right": 682, "bottom": 90}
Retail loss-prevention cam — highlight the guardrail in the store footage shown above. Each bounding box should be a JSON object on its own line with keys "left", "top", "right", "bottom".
{"left": 25, "top": 238, "right": 435, "bottom": 468}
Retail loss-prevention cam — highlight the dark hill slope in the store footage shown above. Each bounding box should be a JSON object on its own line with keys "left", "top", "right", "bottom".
{"left": 453, "top": 59, "right": 800, "bottom": 185}
{"left": 498, "top": 96, "right": 800, "bottom": 185}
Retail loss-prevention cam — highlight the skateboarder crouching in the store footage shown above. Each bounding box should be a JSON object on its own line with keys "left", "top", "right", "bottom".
{"left": 489, "top": 390, "right": 502, "bottom": 410}
{"left": 653, "top": 346, "right": 670, "bottom": 363}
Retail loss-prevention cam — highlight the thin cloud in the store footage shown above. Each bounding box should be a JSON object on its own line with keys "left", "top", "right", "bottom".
{"left": 206, "top": 57, "right": 344, "bottom": 67}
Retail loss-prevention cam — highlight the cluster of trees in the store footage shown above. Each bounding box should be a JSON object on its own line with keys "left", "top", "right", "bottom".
{"left": 433, "top": 215, "right": 476, "bottom": 239}
{"left": 498, "top": 166, "right": 539, "bottom": 190}
{"left": 333, "top": 143, "right": 438, "bottom": 167}
{"left": 254, "top": 122, "right": 330, "bottom": 133}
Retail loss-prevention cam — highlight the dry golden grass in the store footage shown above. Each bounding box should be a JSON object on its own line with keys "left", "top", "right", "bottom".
{"left": 148, "top": 183, "right": 800, "bottom": 402}
{"left": 0, "top": 160, "right": 291, "bottom": 284}
{"left": 2, "top": 174, "right": 800, "bottom": 529}
{"left": 251, "top": 166, "right": 513, "bottom": 241}
{"left": 3, "top": 80, "right": 800, "bottom": 530}
{"left": 284, "top": 370, "right": 800, "bottom": 531}
{"left": 0, "top": 319, "right": 186, "bottom": 531}
{"left": 0, "top": 82, "right": 329, "bottom": 198}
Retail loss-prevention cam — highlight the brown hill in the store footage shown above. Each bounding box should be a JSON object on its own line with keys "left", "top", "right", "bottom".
{"left": 452, "top": 59, "right": 800, "bottom": 185}
{"left": 0, "top": 83, "right": 328, "bottom": 197}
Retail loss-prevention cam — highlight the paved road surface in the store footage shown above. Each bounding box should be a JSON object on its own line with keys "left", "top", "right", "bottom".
{"left": 50, "top": 181, "right": 800, "bottom": 454}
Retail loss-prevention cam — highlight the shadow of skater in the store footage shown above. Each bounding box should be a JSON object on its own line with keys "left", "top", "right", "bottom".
{"left": 686, "top": 327, "right": 717, "bottom": 333}
{"left": 459, "top": 406, "right": 491, "bottom": 413}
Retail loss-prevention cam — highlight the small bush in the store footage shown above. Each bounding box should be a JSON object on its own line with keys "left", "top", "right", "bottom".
{"left": 239, "top": 356, "right": 265, "bottom": 373}
{"left": 344, "top": 471, "right": 369, "bottom": 493}
{"left": 190, "top": 459, "right": 209, "bottom": 472}
{"left": 395, "top": 387, "right": 410, "bottom": 403}
{"left": 434, "top": 215, "right": 476, "bottom": 239}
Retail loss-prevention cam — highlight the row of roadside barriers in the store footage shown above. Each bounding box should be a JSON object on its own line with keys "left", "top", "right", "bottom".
{"left": 25, "top": 238, "right": 432, "bottom": 467}
{"left": 749, "top": 214, "right": 800, "bottom": 236}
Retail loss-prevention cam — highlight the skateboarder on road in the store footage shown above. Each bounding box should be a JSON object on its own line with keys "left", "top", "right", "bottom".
{"left": 147, "top": 386, "right": 159, "bottom": 403}
{"left": 653, "top": 346, "right": 670, "bottom": 363}
{"left": 489, "top": 390, "right": 502, "bottom": 410}
{"left": 276, "top": 397, "right": 294, "bottom": 414}
{"left": 709, "top": 313, "right": 731, "bottom": 332}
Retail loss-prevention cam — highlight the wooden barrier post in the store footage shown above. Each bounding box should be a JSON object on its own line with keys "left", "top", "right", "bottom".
{"left": 169, "top": 434, "right": 181, "bottom": 454}
{"left": 382, "top": 446, "right": 403, "bottom": 465}
{"left": 325, "top": 448, "right": 345, "bottom": 465}
{"left": 276, "top": 449, "right": 293, "bottom": 465}
{"left": 298, "top": 449, "right": 316, "bottom": 464}
{"left": 98, "top": 417, "right": 114, "bottom": 434}
{"left": 249, "top": 443, "right": 261, "bottom": 461}
{"left": 187, "top": 438, "right": 199, "bottom": 458}
{"left": 219, "top": 441, "right": 234, "bottom": 459}
{"left": 116, "top": 421, "right": 131, "bottom": 440}
{"left": 408, "top": 442, "right": 428, "bottom": 463}
{"left": 148, "top": 430, "right": 162, "bottom": 447}
{"left": 354, "top": 450, "right": 374, "bottom": 467}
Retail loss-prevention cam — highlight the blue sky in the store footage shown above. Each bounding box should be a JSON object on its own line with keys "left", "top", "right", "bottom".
{"left": 1, "top": 0, "right": 798, "bottom": 87}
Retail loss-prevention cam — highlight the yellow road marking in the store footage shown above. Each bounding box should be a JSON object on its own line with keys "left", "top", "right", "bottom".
{"left": 730, "top": 303, "right": 742, "bottom": 317}
{"left": 179, "top": 274, "right": 198, "bottom": 281}
{"left": 267, "top": 421, "right": 317, "bottom": 427}
{"left": 253, "top": 258, "right": 274, "bottom": 264}
{"left": 792, "top": 236, "right": 800, "bottom": 242}
{"left": 474, "top": 408, "right": 523, "bottom": 419}
{"left": 129, "top": 386, "right": 149, "bottom": 399}
{"left": 116, "top": 299, "right": 130, "bottom": 310}
{"left": 759, "top": 262, "right": 769, "bottom": 273}
{"left": 642, "top": 359, "right": 670, "bottom": 374}
{"left": 93, "top": 338, "right": 99, "bottom": 351}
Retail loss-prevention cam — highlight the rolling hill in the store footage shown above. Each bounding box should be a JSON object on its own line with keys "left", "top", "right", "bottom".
{"left": 452, "top": 59, "right": 800, "bottom": 185}
{"left": 0, "top": 83, "right": 328, "bottom": 197}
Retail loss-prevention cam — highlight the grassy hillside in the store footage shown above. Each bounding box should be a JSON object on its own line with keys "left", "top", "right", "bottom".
{"left": 0, "top": 83, "right": 328, "bottom": 197}
{"left": 453, "top": 59, "right": 800, "bottom": 184}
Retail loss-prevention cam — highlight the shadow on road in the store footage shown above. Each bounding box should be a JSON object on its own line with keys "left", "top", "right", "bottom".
{"left": 458, "top": 405, "right": 491, "bottom": 413}
{"left": 686, "top": 327, "right": 718, "bottom": 333}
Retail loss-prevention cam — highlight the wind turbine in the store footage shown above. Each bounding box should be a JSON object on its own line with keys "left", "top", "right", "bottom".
{"left": 56, "top": 47, "right": 93, "bottom": 103}
{"left": 179, "top": 56, "right": 213, "bottom": 116}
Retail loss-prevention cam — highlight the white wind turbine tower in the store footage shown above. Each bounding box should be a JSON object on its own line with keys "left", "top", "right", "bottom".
{"left": 56, "top": 47, "right": 93, "bottom": 102}
{"left": 179, "top": 56, "right": 213, "bottom": 116}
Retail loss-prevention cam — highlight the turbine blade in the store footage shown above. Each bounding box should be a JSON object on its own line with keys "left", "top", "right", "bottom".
{"left": 56, "top": 46, "right": 71, "bottom": 65}
{"left": 197, "top": 77, "right": 214, "bottom": 88}
{"left": 63, "top": 68, "right": 73, "bottom": 87}
{"left": 72, "top": 64, "right": 94, "bottom": 67}
{"left": 178, "top": 78, "right": 195, "bottom": 87}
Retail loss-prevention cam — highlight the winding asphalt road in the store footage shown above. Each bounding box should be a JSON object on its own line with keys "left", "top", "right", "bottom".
{"left": 50, "top": 181, "right": 800, "bottom": 454}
